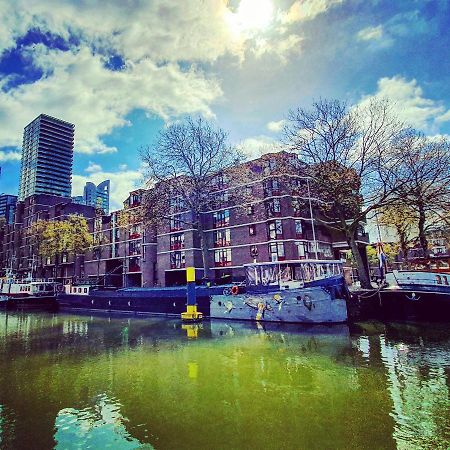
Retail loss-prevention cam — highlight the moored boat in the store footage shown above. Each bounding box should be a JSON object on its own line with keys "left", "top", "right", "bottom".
{"left": 209, "top": 260, "right": 348, "bottom": 323}
{"left": 376, "top": 270, "right": 450, "bottom": 320}
{"left": 57, "top": 259, "right": 350, "bottom": 323}
{"left": 0, "top": 278, "right": 60, "bottom": 308}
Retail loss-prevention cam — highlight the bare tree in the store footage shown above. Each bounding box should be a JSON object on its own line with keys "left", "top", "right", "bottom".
{"left": 141, "top": 117, "right": 247, "bottom": 281}
{"left": 392, "top": 130, "right": 450, "bottom": 256}
{"left": 283, "top": 98, "right": 406, "bottom": 289}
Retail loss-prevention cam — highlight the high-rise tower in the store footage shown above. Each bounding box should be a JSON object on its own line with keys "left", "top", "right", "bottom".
{"left": 18, "top": 114, "right": 74, "bottom": 200}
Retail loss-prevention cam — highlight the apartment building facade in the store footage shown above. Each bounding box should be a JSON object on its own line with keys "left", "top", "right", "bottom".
{"left": 155, "top": 152, "right": 366, "bottom": 286}
{"left": 1, "top": 153, "right": 368, "bottom": 286}
{"left": 0, "top": 194, "right": 95, "bottom": 279}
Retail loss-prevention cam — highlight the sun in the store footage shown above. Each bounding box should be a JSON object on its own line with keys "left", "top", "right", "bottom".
{"left": 230, "top": 0, "right": 274, "bottom": 34}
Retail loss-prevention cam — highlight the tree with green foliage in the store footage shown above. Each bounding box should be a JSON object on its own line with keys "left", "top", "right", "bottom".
{"left": 29, "top": 215, "right": 93, "bottom": 279}
{"left": 378, "top": 203, "right": 417, "bottom": 264}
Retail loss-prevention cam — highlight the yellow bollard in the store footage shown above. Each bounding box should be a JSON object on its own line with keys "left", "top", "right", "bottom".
{"left": 181, "top": 267, "right": 203, "bottom": 321}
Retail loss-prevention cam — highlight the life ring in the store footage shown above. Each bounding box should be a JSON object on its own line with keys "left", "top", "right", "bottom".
{"left": 56, "top": 285, "right": 64, "bottom": 292}
{"left": 231, "top": 285, "right": 239, "bottom": 295}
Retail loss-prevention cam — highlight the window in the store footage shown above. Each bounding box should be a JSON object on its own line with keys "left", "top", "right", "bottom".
{"left": 129, "top": 241, "right": 141, "bottom": 256}
{"left": 129, "top": 256, "right": 141, "bottom": 272}
{"left": 296, "top": 241, "right": 307, "bottom": 259}
{"left": 269, "top": 242, "right": 285, "bottom": 262}
{"left": 214, "top": 173, "right": 228, "bottom": 189}
{"left": 250, "top": 245, "right": 258, "bottom": 258}
{"left": 267, "top": 220, "right": 283, "bottom": 240}
{"left": 295, "top": 220, "right": 303, "bottom": 237}
{"left": 247, "top": 205, "right": 254, "bottom": 215}
{"left": 170, "top": 214, "right": 183, "bottom": 231}
{"left": 169, "top": 196, "right": 185, "bottom": 212}
{"left": 61, "top": 253, "right": 68, "bottom": 263}
{"left": 214, "top": 229, "right": 231, "bottom": 247}
{"left": 265, "top": 198, "right": 281, "bottom": 216}
{"left": 246, "top": 186, "right": 253, "bottom": 196}
{"left": 214, "top": 248, "right": 232, "bottom": 267}
{"left": 170, "top": 251, "right": 186, "bottom": 269}
{"left": 170, "top": 233, "right": 185, "bottom": 250}
{"left": 268, "top": 159, "right": 277, "bottom": 170}
{"left": 214, "top": 191, "right": 229, "bottom": 206}
{"left": 318, "top": 243, "right": 333, "bottom": 257}
{"left": 249, "top": 224, "right": 256, "bottom": 236}
{"left": 129, "top": 224, "right": 141, "bottom": 239}
{"left": 213, "top": 210, "right": 230, "bottom": 228}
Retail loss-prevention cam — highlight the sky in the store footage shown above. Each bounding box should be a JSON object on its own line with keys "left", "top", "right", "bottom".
{"left": 0, "top": 0, "right": 449, "bottom": 211}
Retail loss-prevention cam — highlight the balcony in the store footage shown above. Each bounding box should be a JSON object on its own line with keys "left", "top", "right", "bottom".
{"left": 170, "top": 242, "right": 185, "bottom": 251}
{"left": 214, "top": 260, "right": 232, "bottom": 267}
{"left": 170, "top": 263, "right": 186, "bottom": 269}
{"left": 214, "top": 241, "right": 231, "bottom": 248}
{"left": 128, "top": 264, "right": 141, "bottom": 273}
{"left": 129, "top": 232, "right": 141, "bottom": 239}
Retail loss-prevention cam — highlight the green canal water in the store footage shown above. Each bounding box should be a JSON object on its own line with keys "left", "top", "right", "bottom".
{"left": 0, "top": 312, "right": 449, "bottom": 450}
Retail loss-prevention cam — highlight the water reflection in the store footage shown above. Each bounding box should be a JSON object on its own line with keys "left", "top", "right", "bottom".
{"left": 55, "top": 394, "right": 153, "bottom": 449}
{"left": 0, "top": 311, "right": 448, "bottom": 449}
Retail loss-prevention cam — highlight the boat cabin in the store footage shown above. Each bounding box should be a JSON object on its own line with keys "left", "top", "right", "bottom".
{"left": 244, "top": 260, "right": 343, "bottom": 290}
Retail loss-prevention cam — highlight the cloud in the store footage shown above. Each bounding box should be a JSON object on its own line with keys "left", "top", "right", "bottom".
{"left": 0, "top": 150, "right": 21, "bottom": 162}
{"left": 0, "top": 46, "right": 222, "bottom": 154}
{"left": 252, "top": 34, "right": 303, "bottom": 63}
{"left": 357, "top": 25, "right": 383, "bottom": 41}
{"left": 0, "top": 1, "right": 243, "bottom": 62}
{"left": 85, "top": 162, "right": 102, "bottom": 173}
{"left": 280, "top": 0, "right": 344, "bottom": 24}
{"left": 237, "top": 135, "right": 282, "bottom": 160}
{"left": 72, "top": 166, "right": 145, "bottom": 211}
{"left": 267, "top": 119, "right": 286, "bottom": 132}
{"left": 359, "top": 76, "right": 450, "bottom": 131}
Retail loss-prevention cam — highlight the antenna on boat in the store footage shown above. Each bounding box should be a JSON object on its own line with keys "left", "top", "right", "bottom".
{"left": 307, "top": 177, "right": 319, "bottom": 259}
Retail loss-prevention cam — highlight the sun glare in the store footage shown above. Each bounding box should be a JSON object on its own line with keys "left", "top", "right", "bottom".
{"left": 231, "top": 0, "right": 274, "bottom": 34}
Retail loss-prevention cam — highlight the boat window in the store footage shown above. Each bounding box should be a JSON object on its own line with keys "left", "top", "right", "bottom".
{"left": 436, "top": 275, "right": 442, "bottom": 284}
{"left": 84, "top": 288, "right": 88, "bottom": 293}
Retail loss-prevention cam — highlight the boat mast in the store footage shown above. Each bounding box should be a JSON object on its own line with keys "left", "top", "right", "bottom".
{"left": 307, "top": 177, "right": 319, "bottom": 259}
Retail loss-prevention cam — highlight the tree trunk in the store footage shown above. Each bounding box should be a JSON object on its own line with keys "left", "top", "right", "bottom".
{"left": 347, "top": 232, "right": 372, "bottom": 289}
{"left": 417, "top": 205, "right": 428, "bottom": 257}
{"left": 196, "top": 219, "right": 211, "bottom": 283}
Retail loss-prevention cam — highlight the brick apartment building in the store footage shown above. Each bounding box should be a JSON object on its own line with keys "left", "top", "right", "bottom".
{"left": 0, "top": 152, "right": 369, "bottom": 286}
{"left": 82, "top": 152, "right": 368, "bottom": 287}
{"left": 0, "top": 194, "right": 95, "bottom": 279}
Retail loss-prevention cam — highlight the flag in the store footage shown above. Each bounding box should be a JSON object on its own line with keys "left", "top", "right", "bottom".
{"left": 377, "top": 242, "right": 387, "bottom": 270}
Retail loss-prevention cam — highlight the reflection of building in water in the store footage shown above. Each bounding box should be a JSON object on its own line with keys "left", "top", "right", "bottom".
{"left": 379, "top": 335, "right": 449, "bottom": 450}
{"left": 0, "top": 313, "right": 35, "bottom": 340}
{"left": 62, "top": 319, "right": 89, "bottom": 336}
{"left": 54, "top": 394, "right": 154, "bottom": 449}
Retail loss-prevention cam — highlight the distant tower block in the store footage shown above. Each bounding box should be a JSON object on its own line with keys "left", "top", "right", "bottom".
{"left": 18, "top": 114, "right": 74, "bottom": 200}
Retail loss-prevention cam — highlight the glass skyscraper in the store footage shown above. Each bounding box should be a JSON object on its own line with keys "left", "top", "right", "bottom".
{"left": 18, "top": 114, "right": 74, "bottom": 200}
{"left": 72, "top": 180, "right": 110, "bottom": 214}
{"left": 0, "top": 194, "right": 17, "bottom": 224}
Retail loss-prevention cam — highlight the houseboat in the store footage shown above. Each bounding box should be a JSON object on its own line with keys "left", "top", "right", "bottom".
{"left": 376, "top": 270, "right": 450, "bottom": 320}
{"left": 0, "top": 278, "right": 61, "bottom": 308}
{"left": 57, "top": 259, "right": 350, "bottom": 323}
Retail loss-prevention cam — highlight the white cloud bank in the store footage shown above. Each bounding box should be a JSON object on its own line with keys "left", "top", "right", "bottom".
{"left": 0, "top": 151, "right": 21, "bottom": 162}
{"left": 359, "top": 76, "right": 450, "bottom": 131}
{"left": 0, "top": 46, "right": 222, "bottom": 154}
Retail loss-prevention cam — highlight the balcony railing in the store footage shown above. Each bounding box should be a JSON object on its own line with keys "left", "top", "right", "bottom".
{"left": 214, "top": 260, "right": 232, "bottom": 267}
{"left": 214, "top": 241, "right": 231, "bottom": 248}
{"left": 170, "top": 242, "right": 185, "bottom": 250}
